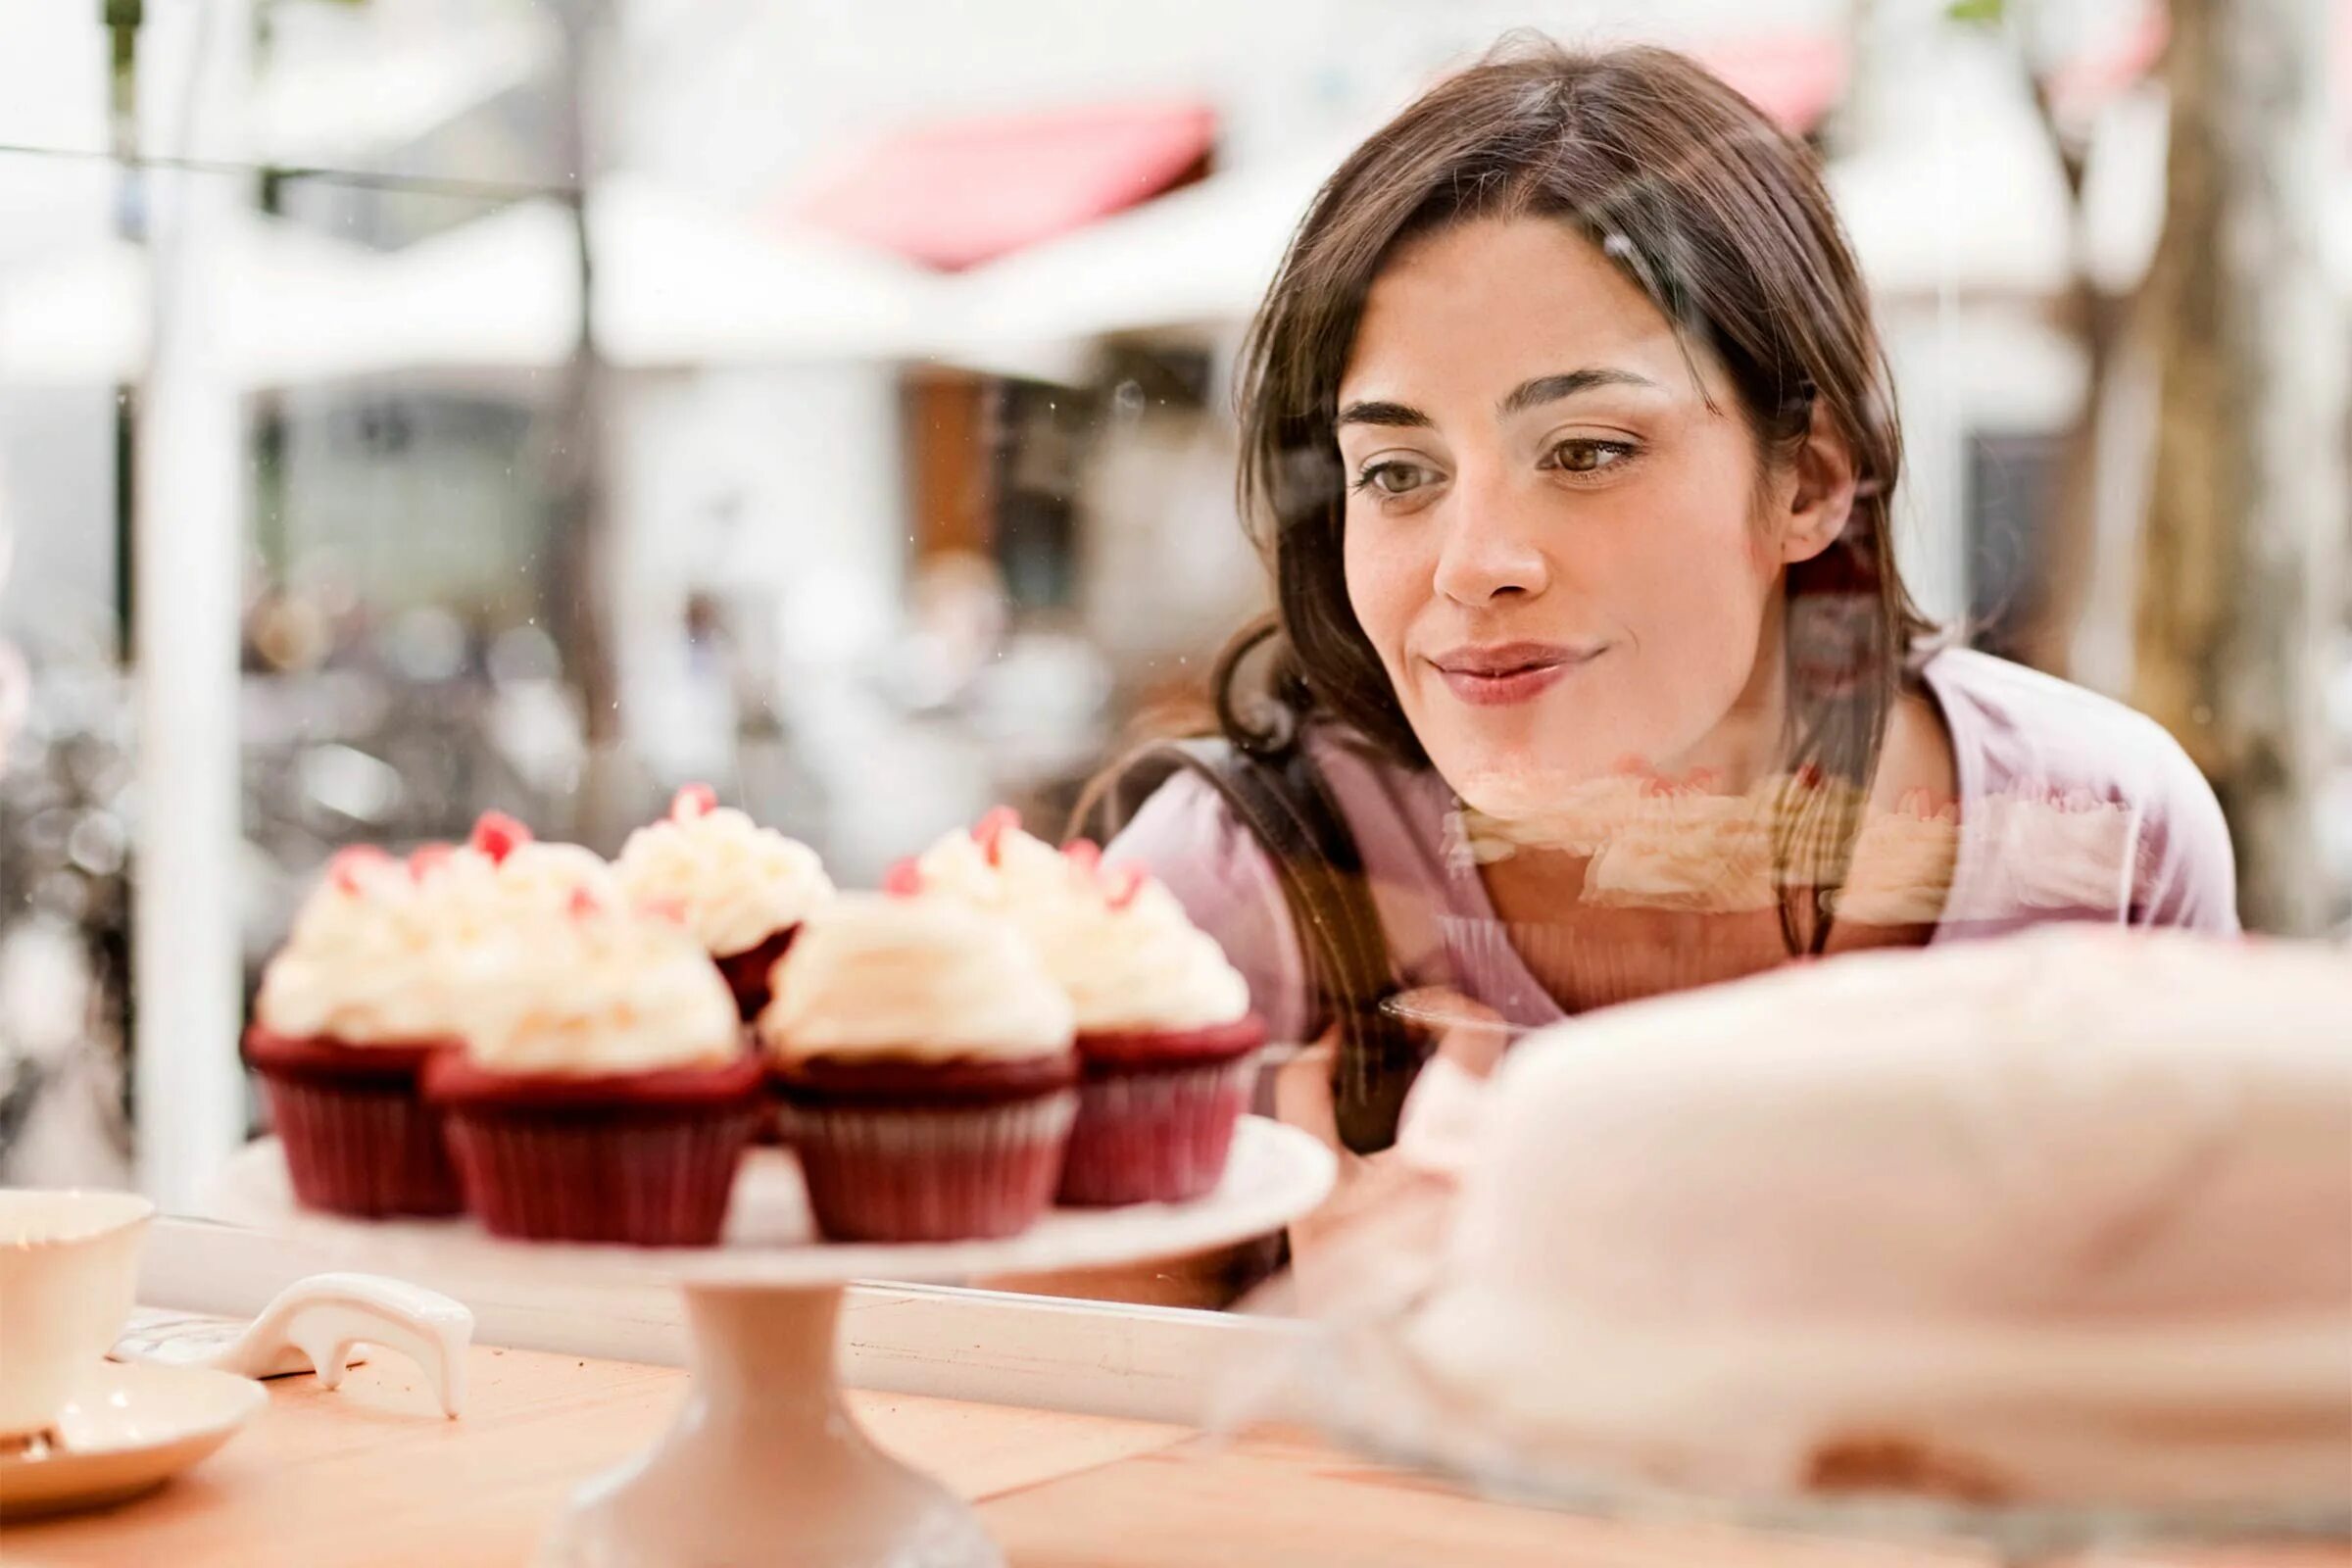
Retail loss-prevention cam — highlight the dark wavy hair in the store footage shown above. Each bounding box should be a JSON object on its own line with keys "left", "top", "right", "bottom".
{"left": 1217, "top": 38, "right": 1937, "bottom": 952}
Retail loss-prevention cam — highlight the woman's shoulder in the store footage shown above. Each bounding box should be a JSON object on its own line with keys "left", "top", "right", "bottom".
{"left": 1098, "top": 726, "right": 1448, "bottom": 871}
{"left": 1923, "top": 647, "right": 2208, "bottom": 795}
{"left": 1923, "top": 648, "right": 2237, "bottom": 931}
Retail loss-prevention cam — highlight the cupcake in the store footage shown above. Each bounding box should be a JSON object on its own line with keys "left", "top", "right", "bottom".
{"left": 1964, "top": 786, "right": 2132, "bottom": 920}
{"left": 1836, "top": 788, "right": 1963, "bottom": 934}
{"left": 1452, "top": 758, "right": 1660, "bottom": 864}
{"left": 423, "top": 889, "right": 760, "bottom": 1246}
{"left": 245, "top": 846, "right": 476, "bottom": 1218}
{"left": 615, "top": 784, "right": 833, "bottom": 1020}
{"left": 445, "top": 810, "right": 626, "bottom": 915}
{"left": 914, "top": 811, "right": 1266, "bottom": 1206}
{"left": 758, "top": 889, "right": 1078, "bottom": 1242}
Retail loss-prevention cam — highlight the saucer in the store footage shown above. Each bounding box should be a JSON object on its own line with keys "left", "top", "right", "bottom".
{"left": 0, "top": 1360, "right": 265, "bottom": 1520}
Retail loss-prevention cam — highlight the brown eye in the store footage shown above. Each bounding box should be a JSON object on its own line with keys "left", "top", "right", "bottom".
{"left": 1358, "top": 461, "right": 1432, "bottom": 496}
{"left": 1547, "top": 439, "right": 1635, "bottom": 473}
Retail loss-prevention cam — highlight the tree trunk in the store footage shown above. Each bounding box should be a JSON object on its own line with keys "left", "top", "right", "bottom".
{"left": 2132, "top": 0, "right": 2347, "bottom": 934}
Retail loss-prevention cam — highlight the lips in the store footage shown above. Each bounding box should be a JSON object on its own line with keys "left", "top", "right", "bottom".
{"left": 1429, "top": 641, "right": 1608, "bottom": 708}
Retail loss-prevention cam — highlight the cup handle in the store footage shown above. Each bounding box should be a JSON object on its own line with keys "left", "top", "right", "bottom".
{"left": 115, "top": 1273, "right": 474, "bottom": 1418}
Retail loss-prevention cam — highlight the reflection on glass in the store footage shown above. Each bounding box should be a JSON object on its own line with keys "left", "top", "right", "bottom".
{"left": 0, "top": 5, "right": 2340, "bottom": 1364}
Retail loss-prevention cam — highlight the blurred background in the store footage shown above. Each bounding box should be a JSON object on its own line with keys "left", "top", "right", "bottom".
{"left": 0, "top": 0, "right": 2345, "bottom": 1205}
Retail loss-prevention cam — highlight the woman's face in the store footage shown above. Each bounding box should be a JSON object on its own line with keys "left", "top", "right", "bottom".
{"left": 1337, "top": 217, "right": 1840, "bottom": 817}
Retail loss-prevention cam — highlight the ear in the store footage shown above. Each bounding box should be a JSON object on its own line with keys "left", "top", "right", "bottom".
{"left": 1778, "top": 404, "right": 1858, "bottom": 566}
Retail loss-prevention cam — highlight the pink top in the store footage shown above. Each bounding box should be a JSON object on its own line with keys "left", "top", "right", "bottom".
{"left": 1104, "top": 649, "right": 2239, "bottom": 1042}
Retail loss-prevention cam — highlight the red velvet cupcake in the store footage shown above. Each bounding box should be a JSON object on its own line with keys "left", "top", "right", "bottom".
{"left": 914, "top": 816, "right": 1266, "bottom": 1205}
{"left": 426, "top": 889, "right": 760, "bottom": 1246}
{"left": 616, "top": 784, "right": 834, "bottom": 1022}
{"left": 758, "top": 890, "right": 1078, "bottom": 1243}
{"left": 244, "top": 1028, "right": 462, "bottom": 1218}
{"left": 246, "top": 847, "right": 468, "bottom": 1217}
{"left": 1059, "top": 1015, "right": 1267, "bottom": 1206}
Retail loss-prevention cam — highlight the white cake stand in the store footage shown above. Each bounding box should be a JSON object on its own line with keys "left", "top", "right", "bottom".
{"left": 210, "top": 1117, "right": 1335, "bottom": 1568}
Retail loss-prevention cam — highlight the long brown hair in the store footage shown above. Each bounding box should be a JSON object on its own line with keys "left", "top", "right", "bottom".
{"left": 1224, "top": 38, "right": 1937, "bottom": 951}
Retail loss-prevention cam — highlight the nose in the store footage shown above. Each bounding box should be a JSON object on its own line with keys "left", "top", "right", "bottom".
{"left": 1431, "top": 475, "right": 1550, "bottom": 607}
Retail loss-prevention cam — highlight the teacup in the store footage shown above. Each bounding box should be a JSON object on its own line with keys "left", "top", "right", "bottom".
{"left": 0, "top": 1189, "right": 155, "bottom": 1440}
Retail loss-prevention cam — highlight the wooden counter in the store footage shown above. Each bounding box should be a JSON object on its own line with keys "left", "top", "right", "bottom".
{"left": 5, "top": 1346, "right": 2345, "bottom": 1568}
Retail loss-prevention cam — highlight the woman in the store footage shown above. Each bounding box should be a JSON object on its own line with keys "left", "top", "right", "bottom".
{"left": 1099, "top": 42, "right": 2235, "bottom": 1175}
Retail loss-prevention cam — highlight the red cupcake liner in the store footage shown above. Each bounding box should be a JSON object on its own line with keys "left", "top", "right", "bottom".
{"left": 712, "top": 926, "right": 797, "bottom": 1022}
{"left": 426, "top": 1054, "right": 761, "bottom": 1246}
{"left": 773, "top": 1089, "right": 1076, "bottom": 1243}
{"left": 1058, "top": 1051, "right": 1259, "bottom": 1207}
{"left": 1054, "top": 1017, "right": 1264, "bottom": 1206}
{"left": 242, "top": 1029, "right": 463, "bottom": 1218}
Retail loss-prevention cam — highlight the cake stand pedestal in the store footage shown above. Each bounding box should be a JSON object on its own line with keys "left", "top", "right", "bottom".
{"left": 211, "top": 1116, "right": 1335, "bottom": 1568}
{"left": 547, "top": 1287, "right": 991, "bottom": 1568}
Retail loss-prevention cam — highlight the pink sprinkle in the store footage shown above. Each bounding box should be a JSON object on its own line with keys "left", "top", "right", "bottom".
{"left": 671, "top": 783, "right": 719, "bottom": 820}
{"left": 407, "top": 842, "right": 455, "bottom": 882}
{"left": 468, "top": 811, "right": 533, "bottom": 864}
{"left": 566, "top": 885, "right": 604, "bottom": 920}
{"left": 973, "top": 806, "right": 1021, "bottom": 866}
{"left": 1061, "top": 839, "right": 1102, "bottom": 876}
{"left": 882, "top": 858, "right": 925, "bottom": 897}
{"left": 1103, "top": 863, "right": 1149, "bottom": 911}
{"left": 638, "top": 896, "right": 689, "bottom": 925}
{"left": 327, "top": 845, "right": 394, "bottom": 894}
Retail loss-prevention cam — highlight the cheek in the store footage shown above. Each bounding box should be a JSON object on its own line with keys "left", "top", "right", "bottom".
{"left": 1342, "top": 515, "right": 1418, "bottom": 665}
{"left": 1576, "top": 463, "right": 1748, "bottom": 591}
{"left": 1592, "top": 479, "right": 1778, "bottom": 702}
{"left": 1630, "top": 523, "right": 1771, "bottom": 646}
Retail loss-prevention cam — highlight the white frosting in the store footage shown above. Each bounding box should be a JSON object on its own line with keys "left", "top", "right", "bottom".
{"left": 257, "top": 853, "right": 499, "bottom": 1043}
{"left": 479, "top": 840, "right": 623, "bottom": 906}
{"left": 912, "top": 820, "right": 1070, "bottom": 908}
{"left": 1838, "top": 791, "right": 1962, "bottom": 926}
{"left": 1456, "top": 771, "right": 1657, "bottom": 862}
{"left": 1578, "top": 787, "right": 1778, "bottom": 913}
{"left": 616, "top": 802, "right": 833, "bottom": 957}
{"left": 458, "top": 903, "right": 742, "bottom": 1075}
{"left": 916, "top": 821, "right": 1250, "bottom": 1032}
{"left": 760, "top": 893, "right": 1074, "bottom": 1063}
{"left": 1955, "top": 787, "right": 2138, "bottom": 917}
{"left": 1016, "top": 876, "right": 1252, "bottom": 1033}
{"left": 414, "top": 841, "right": 624, "bottom": 940}
{"left": 1401, "top": 927, "right": 2352, "bottom": 1504}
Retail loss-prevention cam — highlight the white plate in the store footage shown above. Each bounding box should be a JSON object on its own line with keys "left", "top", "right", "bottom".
{"left": 206, "top": 1115, "right": 1337, "bottom": 1289}
{"left": 0, "top": 1361, "right": 265, "bottom": 1521}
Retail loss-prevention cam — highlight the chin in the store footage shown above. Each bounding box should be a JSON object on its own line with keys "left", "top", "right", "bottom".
{"left": 1413, "top": 698, "right": 1721, "bottom": 820}
{"left": 1428, "top": 739, "right": 1624, "bottom": 822}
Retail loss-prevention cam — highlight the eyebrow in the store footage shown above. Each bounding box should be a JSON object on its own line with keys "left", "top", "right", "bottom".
{"left": 1334, "top": 368, "right": 1661, "bottom": 433}
{"left": 1332, "top": 399, "right": 1433, "bottom": 430}
{"left": 1496, "top": 368, "right": 1659, "bottom": 418}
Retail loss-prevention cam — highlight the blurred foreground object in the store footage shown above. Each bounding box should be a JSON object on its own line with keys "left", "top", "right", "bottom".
{"left": 1396, "top": 927, "right": 2352, "bottom": 1508}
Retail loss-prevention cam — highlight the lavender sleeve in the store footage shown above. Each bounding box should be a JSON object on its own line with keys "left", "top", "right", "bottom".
{"left": 1932, "top": 649, "right": 2241, "bottom": 937}
{"left": 1102, "top": 772, "right": 1317, "bottom": 1044}
{"left": 2129, "top": 724, "right": 2240, "bottom": 934}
